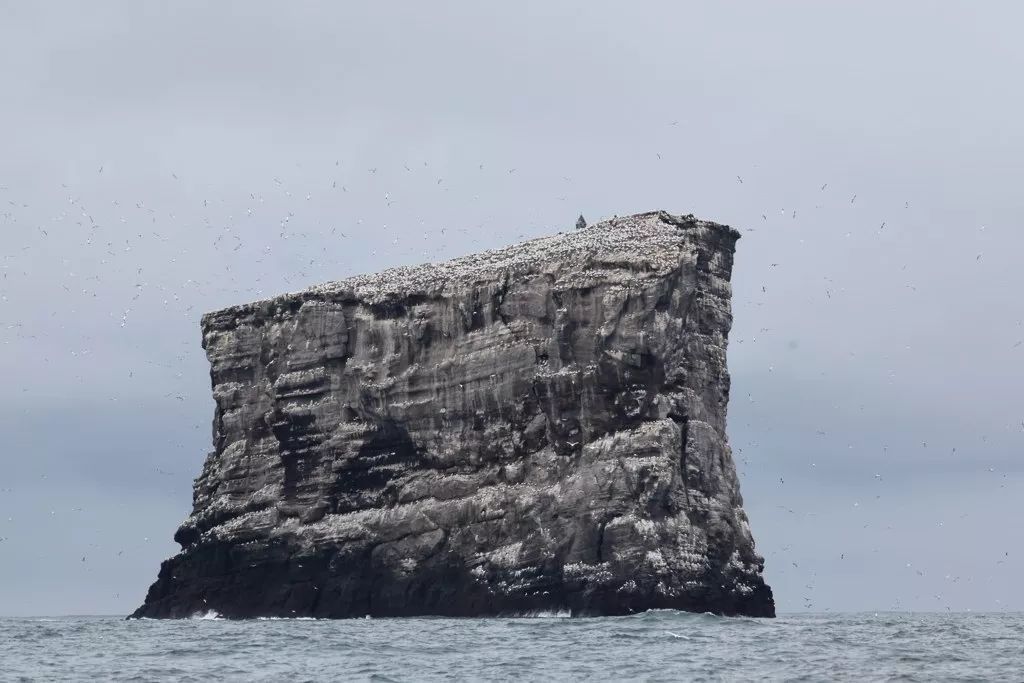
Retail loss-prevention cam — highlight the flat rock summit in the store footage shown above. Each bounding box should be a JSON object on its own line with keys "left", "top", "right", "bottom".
{"left": 133, "top": 210, "right": 774, "bottom": 619}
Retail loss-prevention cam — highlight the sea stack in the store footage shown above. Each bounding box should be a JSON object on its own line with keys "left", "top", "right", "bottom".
{"left": 132, "top": 210, "right": 774, "bottom": 619}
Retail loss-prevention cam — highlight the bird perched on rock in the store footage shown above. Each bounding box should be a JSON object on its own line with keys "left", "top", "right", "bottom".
{"left": 575, "top": 214, "right": 587, "bottom": 230}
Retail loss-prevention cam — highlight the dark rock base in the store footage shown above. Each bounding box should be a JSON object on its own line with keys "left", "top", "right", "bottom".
{"left": 132, "top": 541, "right": 773, "bottom": 619}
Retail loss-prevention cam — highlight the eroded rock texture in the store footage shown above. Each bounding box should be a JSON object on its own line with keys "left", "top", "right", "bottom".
{"left": 133, "top": 210, "right": 774, "bottom": 619}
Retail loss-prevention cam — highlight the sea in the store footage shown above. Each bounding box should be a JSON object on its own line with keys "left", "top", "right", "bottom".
{"left": 1, "top": 611, "right": 1021, "bottom": 681}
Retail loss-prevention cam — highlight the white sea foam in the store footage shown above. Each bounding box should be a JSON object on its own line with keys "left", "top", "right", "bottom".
{"left": 191, "top": 610, "right": 222, "bottom": 620}
{"left": 507, "top": 609, "right": 572, "bottom": 618}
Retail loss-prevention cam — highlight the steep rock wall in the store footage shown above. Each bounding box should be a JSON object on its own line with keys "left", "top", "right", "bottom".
{"left": 133, "top": 210, "right": 774, "bottom": 618}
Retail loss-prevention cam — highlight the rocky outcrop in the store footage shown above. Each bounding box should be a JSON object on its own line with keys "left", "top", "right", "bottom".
{"left": 132, "top": 210, "right": 774, "bottom": 619}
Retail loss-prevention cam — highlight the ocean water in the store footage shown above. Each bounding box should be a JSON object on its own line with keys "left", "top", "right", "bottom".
{"left": 1, "top": 611, "right": 1021, "bottom": 681}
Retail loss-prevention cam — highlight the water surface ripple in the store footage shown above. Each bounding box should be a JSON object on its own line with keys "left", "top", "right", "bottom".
{"left": 2, "top": 611, "right": 1020, "bottom": 681}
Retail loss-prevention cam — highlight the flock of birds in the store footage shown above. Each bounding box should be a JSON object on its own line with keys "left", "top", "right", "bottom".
{"left": 0, "top": 151, "right": 1019, "bottom": 613}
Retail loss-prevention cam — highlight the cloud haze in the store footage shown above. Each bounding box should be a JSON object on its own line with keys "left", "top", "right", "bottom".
{"left": 1, "top": 1, "right": 1022, "bottom": 615}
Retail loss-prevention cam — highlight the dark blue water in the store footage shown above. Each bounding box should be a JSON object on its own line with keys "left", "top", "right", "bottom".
{"left": 2, "top": 611, "right": 1021, "bottom": 681}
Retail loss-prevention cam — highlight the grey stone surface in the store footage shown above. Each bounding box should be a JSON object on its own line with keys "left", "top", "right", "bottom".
{"left": 132, "top": 210, "right": 774, "bottom": 618}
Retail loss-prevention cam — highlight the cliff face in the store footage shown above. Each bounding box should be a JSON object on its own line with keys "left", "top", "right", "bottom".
{"left": 132, "top": 210, "right": 773, "bottom": 619}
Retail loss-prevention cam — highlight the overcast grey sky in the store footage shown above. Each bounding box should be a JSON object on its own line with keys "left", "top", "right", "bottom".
{"left": 1, "top": 1, "right": 1022, "bottom": 616}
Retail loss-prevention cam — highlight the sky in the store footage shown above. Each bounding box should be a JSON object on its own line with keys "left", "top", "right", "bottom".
{"left": 1, "top": 1, "right": 1022, "bottom": 617}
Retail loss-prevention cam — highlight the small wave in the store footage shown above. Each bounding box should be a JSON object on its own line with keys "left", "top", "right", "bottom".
{"left": 619, "top": 609, "right": 719, "bottom": 621}
{"left": 190, "top": 610, "right": 222, "bottom": 620}
{"left": 502, "top": 609, "right": 573, "bottom": 618}
{"left": 606, "top": 632, "right": 647, "bottom": 641}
